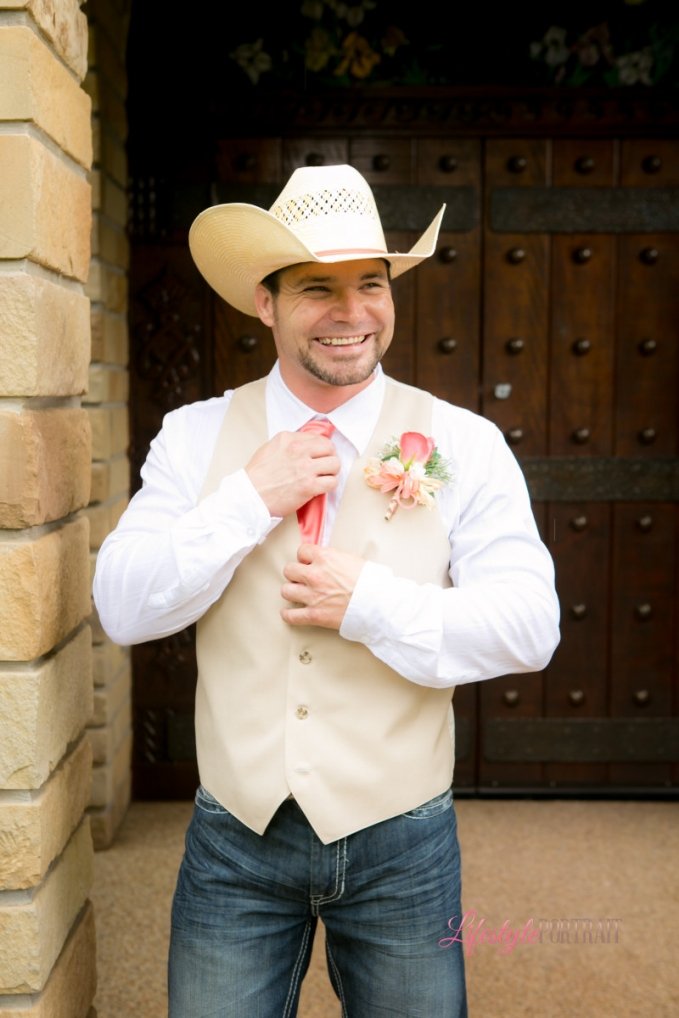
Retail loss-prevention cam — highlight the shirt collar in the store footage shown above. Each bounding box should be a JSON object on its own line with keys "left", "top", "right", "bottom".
{"left": 266, "top": 360, "right": 385, "bottom": 454}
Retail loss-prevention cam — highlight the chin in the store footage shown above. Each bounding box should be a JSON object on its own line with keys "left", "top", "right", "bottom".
{"left": 310, "top": 347, "right": 386, "bottom": 387}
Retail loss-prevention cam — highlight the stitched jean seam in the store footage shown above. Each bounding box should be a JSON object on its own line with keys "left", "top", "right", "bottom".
{"left": 324, "top": 934, "right": 349, "bottom": 1018}
{"left": 282, "top": 918, "right": 313, "bottom": 1018}
{"left": 310, "top": 838, "right": 348, "bottom": 913}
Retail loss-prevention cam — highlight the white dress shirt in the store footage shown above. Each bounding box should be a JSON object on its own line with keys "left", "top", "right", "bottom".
{"left": 93, "top": 362, "right": 560, "bottom": 687}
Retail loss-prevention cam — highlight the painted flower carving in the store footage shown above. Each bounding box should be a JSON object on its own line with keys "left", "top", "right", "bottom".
{"left": 364, "top": 432, "right": 454, "bottom": 520}
{"left": 335, "top": 30, "right": 381, "bottom": 78}
{"left": 228, "top": 38, "right": 273, "bottom": 85}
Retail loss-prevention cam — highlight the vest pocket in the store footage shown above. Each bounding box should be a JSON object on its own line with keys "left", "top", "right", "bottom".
{"left": 403, "top": 787, "right": 453, "bottom": 820}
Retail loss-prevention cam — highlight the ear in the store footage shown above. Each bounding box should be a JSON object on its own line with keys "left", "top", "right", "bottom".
{"left": 254, "top": 283, "right": 275, "bottom": 327}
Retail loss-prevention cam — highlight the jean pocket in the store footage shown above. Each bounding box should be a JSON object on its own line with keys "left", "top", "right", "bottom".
{"left": 195, "top": 784, "right": 231, "bottom": 815}
{"left": 403, "top": 787, "right": 453, "bottom": 820}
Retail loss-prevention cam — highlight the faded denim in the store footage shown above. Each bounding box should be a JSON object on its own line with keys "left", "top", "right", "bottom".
{"left": 168, "top": 785, "right": 467, "bottom": 1017}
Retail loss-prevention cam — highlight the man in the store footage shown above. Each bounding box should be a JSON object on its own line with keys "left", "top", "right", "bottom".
{"left": 94, "top": 164, "right": 560, "bottom": 1017}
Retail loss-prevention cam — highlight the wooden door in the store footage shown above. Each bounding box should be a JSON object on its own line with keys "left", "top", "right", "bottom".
{"left": 477, "top": 137, "right": 679, "bottom": 792}
{"left": 129, "top": 118, "right": 679, "bottom": 799}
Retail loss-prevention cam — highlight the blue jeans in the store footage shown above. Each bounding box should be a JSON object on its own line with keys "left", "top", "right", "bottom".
{"left": 168, "top": 786, "right": 467, "bottom": 1017}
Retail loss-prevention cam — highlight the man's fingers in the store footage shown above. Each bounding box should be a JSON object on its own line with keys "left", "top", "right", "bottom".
{"left": 280, "top": 546, "right": 365, "bottom": 631}
{"left": 281, "top": 580, "right": 308, "bottom": 605}
{"left": 244, "top": 431, "right": 339, "bottom": 517}
{"left": 296, "top": 543, "right": 316, "bottom": 564}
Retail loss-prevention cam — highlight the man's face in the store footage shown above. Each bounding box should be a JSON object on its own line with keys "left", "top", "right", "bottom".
{"left": 254, "top": 258, "right": 395, "bottom": 407}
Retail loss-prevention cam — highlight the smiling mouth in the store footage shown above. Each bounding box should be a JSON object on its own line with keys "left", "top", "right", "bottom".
{"left": 316, "top": 335, "right": 367, "bottom": 346}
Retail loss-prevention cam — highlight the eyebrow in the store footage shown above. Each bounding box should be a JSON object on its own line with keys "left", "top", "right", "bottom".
{"left": 291, "top": 270, "right": 387, "bottom": 286}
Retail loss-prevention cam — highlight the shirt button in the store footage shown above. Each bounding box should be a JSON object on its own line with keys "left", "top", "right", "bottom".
{"left": 299, "top": 650, "right": 312, "bottom": 664}
{"left": 295, "top": 705, "right": 309, "bottom": 720}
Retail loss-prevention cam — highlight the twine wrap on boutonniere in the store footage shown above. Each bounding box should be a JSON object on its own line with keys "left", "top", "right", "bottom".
{"left": 364, "top": 432, "right": 454, "bottom": 521}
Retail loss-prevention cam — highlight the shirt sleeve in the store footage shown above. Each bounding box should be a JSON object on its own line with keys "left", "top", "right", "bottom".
{"left": 92, "top": 401, "right": 278, "bottom": 646}
{"left": 339, "top": 418, "right": 560, "bottom": 688}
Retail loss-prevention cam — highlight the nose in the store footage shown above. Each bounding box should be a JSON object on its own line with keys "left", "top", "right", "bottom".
{"left": 329, "top": 287, "right": 365, "bottom": 323}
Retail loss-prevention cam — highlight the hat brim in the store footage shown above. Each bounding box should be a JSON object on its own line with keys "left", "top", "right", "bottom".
{"left": 189, "top": 203, "right": 446, "bottom": 317}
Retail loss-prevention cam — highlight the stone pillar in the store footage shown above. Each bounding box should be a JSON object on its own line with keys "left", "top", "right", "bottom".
{"left": 84, "top": 0, "right": 132, "bottom": 852}
{"left": 0, "top": 1, "right": 97, "bottom": 1014}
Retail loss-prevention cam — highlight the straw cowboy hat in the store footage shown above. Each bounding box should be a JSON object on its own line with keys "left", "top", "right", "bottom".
{"left": 188, "top": 164, "right": 446, "bottom": 317}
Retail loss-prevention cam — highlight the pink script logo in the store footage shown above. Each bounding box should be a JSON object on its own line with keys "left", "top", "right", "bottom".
{"left": 440, "top": 909, "right": 540, "bottom": 957}
{"left": 439, "top": 909, "right": 622, "bottom": 956}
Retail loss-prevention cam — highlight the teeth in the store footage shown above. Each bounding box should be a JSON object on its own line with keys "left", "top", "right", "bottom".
{"left": 317, "top": 336, "right": 365, "bottom": 346}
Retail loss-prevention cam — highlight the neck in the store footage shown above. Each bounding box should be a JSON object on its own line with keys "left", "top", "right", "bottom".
{"left": 279, "top": 365, "right": 377, "bottom": 413}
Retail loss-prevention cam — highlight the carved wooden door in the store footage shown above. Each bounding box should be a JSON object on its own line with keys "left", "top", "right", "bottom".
{"left": 129, "top": 122, "right": 678, "bottom": 799}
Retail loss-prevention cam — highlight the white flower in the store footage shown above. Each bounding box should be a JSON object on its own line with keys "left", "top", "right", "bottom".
{"left": 229, "top": 39, "right": 272, "bottom": 85}
{"left": 616, "top": 48, "right": 653, "bottom": 85}
{"left": 408, "top": 461, "right": 427, "bottom": 481}
{"left": 544, "top": 26, "right": 567, "bottom": 48}
{"left": 543, "top": 26, "right": 570, "bottom": 67}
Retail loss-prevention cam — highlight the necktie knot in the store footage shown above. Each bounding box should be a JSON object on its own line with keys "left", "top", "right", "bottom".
{"left": 299, "top": 417, "right": 335, "bottom": 439}
{"left": 296, "top": 418, "right": 335, "bottom": 544}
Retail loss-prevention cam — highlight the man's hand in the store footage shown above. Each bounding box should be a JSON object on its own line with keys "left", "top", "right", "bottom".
{"left": 245, "top": 431, "right": 340, "bottom": 519}
{"left": 281, "top": 544, "right": 365, "bottom": 630}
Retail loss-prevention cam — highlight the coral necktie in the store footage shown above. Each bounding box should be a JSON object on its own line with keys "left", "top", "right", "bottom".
{"left": 296, "top": 418, "right": 335, "bottom": 544}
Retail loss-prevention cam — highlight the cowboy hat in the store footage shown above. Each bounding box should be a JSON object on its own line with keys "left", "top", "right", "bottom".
{"left": 188, "top": 164, "right": 445, "bottom": 317}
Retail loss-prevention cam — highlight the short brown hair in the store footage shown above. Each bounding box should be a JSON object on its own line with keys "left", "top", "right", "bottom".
{"left": 260, "top": 267, "right": 284, "bottom": 296}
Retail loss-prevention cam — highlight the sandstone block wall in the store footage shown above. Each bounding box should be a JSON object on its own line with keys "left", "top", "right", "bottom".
{"left": 0, "top": 1, "right": 103, "bottom": 1013}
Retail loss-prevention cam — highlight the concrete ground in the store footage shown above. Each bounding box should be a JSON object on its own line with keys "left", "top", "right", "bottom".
{"left": 92, "top": 797, "right": 679, "bottom": 1017}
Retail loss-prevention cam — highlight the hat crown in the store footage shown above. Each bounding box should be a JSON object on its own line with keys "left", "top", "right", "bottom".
{"left": 268, "top": 165, "right": 387, "bottom": 256}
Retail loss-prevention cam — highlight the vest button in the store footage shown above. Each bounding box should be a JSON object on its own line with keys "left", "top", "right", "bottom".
{"left": 295, "top": 705, "right": 309, "bottom": 720}
{"left": 299, "top": 650, "right": 312, "bottom": 664}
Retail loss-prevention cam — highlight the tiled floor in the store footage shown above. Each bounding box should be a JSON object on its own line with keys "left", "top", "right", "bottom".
{"left": 92, "top": 798, "right": 679, "bottom": 1017}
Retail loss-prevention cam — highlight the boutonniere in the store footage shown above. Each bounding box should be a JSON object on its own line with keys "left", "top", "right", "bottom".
{"left": 364, "top": 432, "right": 454, "bottom": 521}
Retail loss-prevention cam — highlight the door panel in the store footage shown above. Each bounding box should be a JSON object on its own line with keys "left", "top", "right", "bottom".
{"left": 615, "top": 234, "right": 679, "bottom": 457}
{"left": 543, "top": 502, "right": 611, "bottom": 788}
{"left": 549, "top": 234, "right": 615, "bottom": 456}
{"left": 213, "top": 303, "right": 277, "bottom": 392}
{"left": 478, "top": 671, "right": 546, "bottom": 790}
{"left": 216, "top": 137, "right": 282, "bottom": 185}
{"left": 552, "top": 139, "right": 616, "bottom": 186}
{"left": 609, "top": 502, "right": 676, "bottom": 788}
{"left": 482, "top": 229, "right": 550, "bottom": 454}
{"left": 282, "top": 138, "right": 349, "bottom": 176}
{"left": 350, "top": 137, "right": 413, "bottom": 184}
{"left": 414, "top": 228, "right": 480, "bottom": 411}
{"left": 619, "top": 139, "right": 679, "bottom": 186}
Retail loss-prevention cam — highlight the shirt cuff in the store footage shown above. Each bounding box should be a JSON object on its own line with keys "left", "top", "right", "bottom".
{"left": 209, "top": 467, "right": 281, "bottom": 542}
{"left": 340, "top": 560, "right": 395, "bottom": 644}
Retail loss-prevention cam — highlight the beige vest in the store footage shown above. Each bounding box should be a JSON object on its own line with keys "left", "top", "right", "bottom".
{"left": 196, "top": 376, "right": 455, "bottom": 844}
